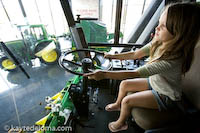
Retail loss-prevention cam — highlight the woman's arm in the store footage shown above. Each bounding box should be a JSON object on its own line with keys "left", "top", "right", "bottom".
{"left": 105, "top": 49, "right": 146, "bottom": 60}
{"left": 84, "top": 58, "right": 182, "bottom": 81}
{"left": 83, "top": 70, "right": 140, "bottom": 81}
{"left": 83, "top": 43, "right": 153, "bottom": 81}
{"left": 105, "top": 43, "right": 151, "bottom": 60}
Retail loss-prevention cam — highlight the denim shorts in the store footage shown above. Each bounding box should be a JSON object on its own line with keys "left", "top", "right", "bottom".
{"left": 147, "top": 79, "right": 177, "bottom": 111}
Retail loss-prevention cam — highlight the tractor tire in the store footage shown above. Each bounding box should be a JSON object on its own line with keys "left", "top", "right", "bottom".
{"left": 0, "top": 56, "right": 17, "bottom": 71}
{"left": 35, "top": 41, "right": 61, "bottom": 65}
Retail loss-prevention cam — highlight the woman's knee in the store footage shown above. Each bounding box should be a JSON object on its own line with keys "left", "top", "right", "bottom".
{"left": 119, "top": 78, "right": 148, "bottom": 92}
{"left": 119, "top": 80, "right": 129, "bottom": 92}
{"left": 120, "top": 79, "right": 134, "bottom": 89}
{"left": 119, "top": 79, "right": 137, "bottom": 91}
{"left": 120, "top": 80, "right": 127, "bottom": 89}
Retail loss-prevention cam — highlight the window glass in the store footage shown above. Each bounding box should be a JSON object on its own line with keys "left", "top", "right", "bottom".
{"left": 0, "top": 1, "right": 156, "bottom": 132}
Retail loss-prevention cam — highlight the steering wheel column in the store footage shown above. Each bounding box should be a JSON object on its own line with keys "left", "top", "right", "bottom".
{"left": 59, "top": 49, "right": 112, "bottom": 118}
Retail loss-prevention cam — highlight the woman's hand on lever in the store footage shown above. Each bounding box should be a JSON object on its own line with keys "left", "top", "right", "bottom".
{"left": 84, "top": 69, "right": 140, "bottom": 81}
{"left": 104, "top": 53, "right": 117, "bottom": 60}
{"left": 83, "top": 70, "right": 106, "bottom": 81}
{"left": 104, "top": 52, "right": 125, "bottom": 61}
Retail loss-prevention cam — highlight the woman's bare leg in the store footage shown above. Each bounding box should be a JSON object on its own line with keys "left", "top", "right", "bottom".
{"left": 109, "top": 90, "right": 158, "bottom": 131}
{"left": 116, "top": 78, "right": 149, "bottom": 105}
{"left": 106, "top": 78, "right": 149, "bottom": 111}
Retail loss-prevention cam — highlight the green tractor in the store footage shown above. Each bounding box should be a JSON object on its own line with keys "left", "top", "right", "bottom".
{"left": 0, "top": 24, "right": 61, "bottom": 71}
{"left": 70, "top": 19, "right": 123, "bottom": 52}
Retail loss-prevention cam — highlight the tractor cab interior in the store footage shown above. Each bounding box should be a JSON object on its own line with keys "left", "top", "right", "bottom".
{"left": 0, "top": 0, "right": 199, "bottom": 133}
{"left": 57, "top": 0, "right": 200, "bottom": 132}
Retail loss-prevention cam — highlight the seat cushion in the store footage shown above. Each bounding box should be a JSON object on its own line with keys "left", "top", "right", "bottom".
{"left": 182, "top": 44, "right": 200, "bottom": 110}
{"left": 131, "top": 108, "right": 182, "bottom": 130}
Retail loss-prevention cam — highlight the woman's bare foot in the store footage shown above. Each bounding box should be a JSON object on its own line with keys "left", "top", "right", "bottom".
{"left": 105, "top": 103, "right": 120, "bottom": 111}
{"left": 108, "top": 121, "right": 128, "bottom": 132}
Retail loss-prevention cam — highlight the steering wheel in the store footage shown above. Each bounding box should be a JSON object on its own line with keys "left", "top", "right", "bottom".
{"left": 59, "top": 49, "right": 112, "bottom": 76}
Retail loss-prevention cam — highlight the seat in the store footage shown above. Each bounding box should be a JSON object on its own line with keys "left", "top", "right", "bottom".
{"left": 131, "top": 39, "right": 200, "bottom": 131}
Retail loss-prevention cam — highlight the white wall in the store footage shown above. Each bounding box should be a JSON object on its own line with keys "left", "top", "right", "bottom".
{"left": 101, "top": 0, "right": 153, "bottom": 42}
{"left": 0, "top": 0, "right": 153, "bottom": 42}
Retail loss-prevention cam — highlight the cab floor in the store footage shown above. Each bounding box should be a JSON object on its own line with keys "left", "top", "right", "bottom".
{"left": 76, "top": 88, "right": 144, "bottom": 133}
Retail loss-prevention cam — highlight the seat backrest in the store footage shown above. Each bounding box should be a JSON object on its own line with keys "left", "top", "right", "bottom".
{"left": 182, "top": 39, "right": 200, "bottom": 110}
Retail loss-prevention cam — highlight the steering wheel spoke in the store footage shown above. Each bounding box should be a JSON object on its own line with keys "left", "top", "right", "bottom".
{"left": 59, "top": 49, "right": 112, "bottom": 75}
{"left": 62, "top": 59, "right": 82, "bottom": 66}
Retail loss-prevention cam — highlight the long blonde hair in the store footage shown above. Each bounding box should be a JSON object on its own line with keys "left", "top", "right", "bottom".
{"left": 150, "top": 3, "right": 200, "bottom": 74}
